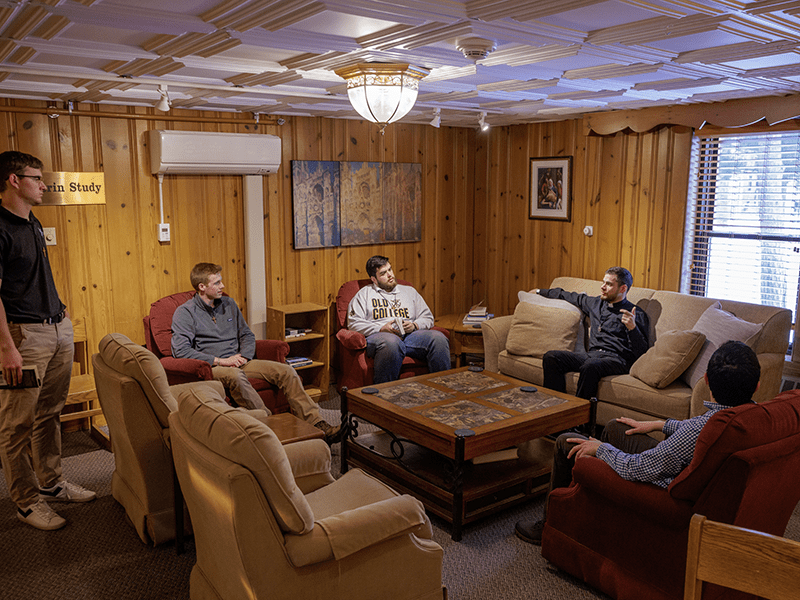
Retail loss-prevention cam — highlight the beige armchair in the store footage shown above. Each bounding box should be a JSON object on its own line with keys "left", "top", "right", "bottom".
{"left": 92, "top": 332, "right": 238, "bottom": 545}
{"left": 169, "top": 383, "right": 446, "bottom": 600}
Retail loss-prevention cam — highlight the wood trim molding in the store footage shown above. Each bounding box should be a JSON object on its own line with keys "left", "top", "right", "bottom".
{"left": 583, "top": 93, "right": 800, "bottom": 135}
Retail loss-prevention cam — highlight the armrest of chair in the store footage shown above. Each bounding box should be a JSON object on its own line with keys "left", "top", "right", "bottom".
{"left": 481, "top": 315, "right": 513, "bottom": 373}
{"left": 255, "top": 339, "right": 290, "bottom": 363}
{"left": 284, "top": 439, "right": 336, "bottom": 493}
{"left": 336, "top": 328, "right": 367, "bottom": 351}
{"left": 315, "top": 494, "right": 428, "bottom": 560}
{"left": 432, "top": 325, "right": 449, "bottom": 337}
{"left": 553, "top": 457, "right": 691, "bottom": 529}
{"left": 159, "top": 356, "right": 213, "bottom": 381}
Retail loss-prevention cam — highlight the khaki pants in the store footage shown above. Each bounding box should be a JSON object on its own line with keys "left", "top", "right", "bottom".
{"left": 0, "top": 319, "right": 74, "bottom": 509}
{"left": 211, "top": 359, "right": 321, "bottom": 425}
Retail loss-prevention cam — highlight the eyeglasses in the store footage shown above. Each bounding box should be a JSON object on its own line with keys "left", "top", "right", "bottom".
{"left": 16, "top": 174, "right": 43, "bottom": 182}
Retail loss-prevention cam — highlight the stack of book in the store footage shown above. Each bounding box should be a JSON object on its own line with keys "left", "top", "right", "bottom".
{"left": 285, "top": 327, "right": 312, "bottom": 338}
{"left": 462, "top": 306, "right": 493, "bottom": 326}
{"left": 286, "top": 356, "right": 313, "bottom": 369}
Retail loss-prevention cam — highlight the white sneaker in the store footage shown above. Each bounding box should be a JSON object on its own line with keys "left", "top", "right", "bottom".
{"left": 17, "top": 499, "right": 66, "bottom": 531}
{"left": 39, "top": 480, "right": 97, "bottom": 503}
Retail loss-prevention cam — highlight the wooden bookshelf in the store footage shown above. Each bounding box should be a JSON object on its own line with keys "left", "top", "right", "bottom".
{"left": 266, "top": 302, "right": 329, "bottom": 403}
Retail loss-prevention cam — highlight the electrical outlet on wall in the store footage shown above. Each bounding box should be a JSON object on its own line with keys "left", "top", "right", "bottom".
{"left": 158, "top": 223, "right": 170, "bottom": 242}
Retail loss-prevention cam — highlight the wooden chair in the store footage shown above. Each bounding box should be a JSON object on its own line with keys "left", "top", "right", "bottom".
{"left": 684, "top": 514, "right": 800, "bottom": 600}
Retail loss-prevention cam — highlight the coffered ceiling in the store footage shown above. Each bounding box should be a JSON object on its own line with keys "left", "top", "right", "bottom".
{"left": 2, "top": 0, "right": 800, "bottom": 128}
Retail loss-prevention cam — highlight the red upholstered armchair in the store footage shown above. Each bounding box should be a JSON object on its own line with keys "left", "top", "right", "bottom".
{"left": 334, "top": 279, "right": 450, "bottom": 391}
{"left": 541, "top": 389, "right": 800, "bottom": 600}
{"left": 143, "top": 291, "right": 291, "bottom": 413}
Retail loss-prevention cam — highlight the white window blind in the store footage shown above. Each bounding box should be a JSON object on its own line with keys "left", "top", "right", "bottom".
{"left": 682, "top": 131, "right": 800, "bottom": 323}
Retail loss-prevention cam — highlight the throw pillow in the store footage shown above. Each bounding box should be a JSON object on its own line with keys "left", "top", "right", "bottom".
{"left": 506, "top": 299, "right": 581, "bottom": 358}
{"left": 630, "top": 330, "right": 707, "bottom": 389}
{"left": 517, "top": 290, "right": 586, "bottom": 353}
{"left": 680, "top": 304, "right": 763, "bottom": 388}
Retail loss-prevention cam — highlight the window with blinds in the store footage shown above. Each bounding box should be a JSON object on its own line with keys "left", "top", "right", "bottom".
{"left": 682, "top": 131, "right": 800, "bottom": 325}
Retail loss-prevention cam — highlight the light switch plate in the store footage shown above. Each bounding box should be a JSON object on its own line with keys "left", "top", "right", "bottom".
{"left": 43, "top": 227, "right": 57, "bottom": 245}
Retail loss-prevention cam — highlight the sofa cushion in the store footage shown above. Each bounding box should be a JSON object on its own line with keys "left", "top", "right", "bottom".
{"left": 681, "top": 304, "right": 764, "bottom": 388}
{"left": 98, "top": 332, "right": 176, "bottom": 427}
{"left": 506, "top": 299, "right": 581, "bottom": 357}
{"left": 630, "top": 330, "right": 706, "bottom": 389}
{"left": 518, "top": 290, "right": 586, "bottom": 352}
{"left": 175, "top": 384, "right": 315, "bottom": 535}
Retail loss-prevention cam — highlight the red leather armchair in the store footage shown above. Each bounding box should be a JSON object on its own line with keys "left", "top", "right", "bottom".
{"left": 334, "top": 279, "right": 450, "bottom": 391}
{"left": 541, "top": 389, "right": 800, "bottom": 600}
{"left": 143, "top": 291, "right": 291, "bottom": 413}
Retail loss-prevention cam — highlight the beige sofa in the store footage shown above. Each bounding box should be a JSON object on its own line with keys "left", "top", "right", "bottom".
{"left": 482, "top": 277, "right": 791, "bottom": 426}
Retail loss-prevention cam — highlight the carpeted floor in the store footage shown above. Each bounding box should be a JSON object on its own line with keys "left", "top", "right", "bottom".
{"left": 1, "top": 420, "right": 799, "bottom": 600}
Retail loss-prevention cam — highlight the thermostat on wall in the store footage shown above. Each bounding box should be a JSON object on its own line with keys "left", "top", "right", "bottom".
{"left": 158, "top": 223, "right": 170, "bottom": 242}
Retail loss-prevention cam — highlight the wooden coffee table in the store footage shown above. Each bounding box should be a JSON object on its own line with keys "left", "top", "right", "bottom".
{"left": 341, "top": 367, "right": 594, "bottom": 540}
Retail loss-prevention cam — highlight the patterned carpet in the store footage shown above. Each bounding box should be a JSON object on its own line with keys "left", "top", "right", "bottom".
{"left": 1, "top": 423, "right": 798, "bottom": 600}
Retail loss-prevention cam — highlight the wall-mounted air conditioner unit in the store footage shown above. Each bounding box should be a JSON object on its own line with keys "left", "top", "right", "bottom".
{"left": 148, "top": 130, "right": 281, "bottom": 175}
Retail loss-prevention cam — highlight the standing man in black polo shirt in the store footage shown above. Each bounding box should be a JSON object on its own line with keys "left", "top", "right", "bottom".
{"left": 536, "top": 266, "right": 650, "bottom": 400}
{"left": 0, "top": 151, "right": 95, "bottom": 531}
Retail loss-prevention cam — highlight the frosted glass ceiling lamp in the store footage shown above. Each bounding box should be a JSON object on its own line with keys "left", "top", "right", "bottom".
{"left": 335, "top": 63, "right": 429, "bottom": 134}
{"left": 156, "top": 85, "right": 171, "bottom": 112}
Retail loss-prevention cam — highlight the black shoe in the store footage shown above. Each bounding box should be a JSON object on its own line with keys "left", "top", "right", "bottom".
{"left": 315, "top": 420, "right": 342, "bottom": 445}
{"left": 515, "top": 519, "right": 544, "bottom": 545}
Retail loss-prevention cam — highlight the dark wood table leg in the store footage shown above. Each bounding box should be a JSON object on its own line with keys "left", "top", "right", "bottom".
{"left": 451, "top": 429, "right": 475, "bottom": 541}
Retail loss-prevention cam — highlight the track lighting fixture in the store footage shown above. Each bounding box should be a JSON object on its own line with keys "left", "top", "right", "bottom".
{"left": 430, "top": 108, "right": 441, "bottom": 128}
{"left": 156, "top": 85, "right": 171, "bottom": 112}
{"left": 478, "top": 111, "right": 489, "bottom": 131}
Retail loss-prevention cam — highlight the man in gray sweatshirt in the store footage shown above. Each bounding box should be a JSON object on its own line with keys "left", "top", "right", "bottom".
{"left": 171, "top": 262, "right": 339, "bottom": 442}
{"left": 347, "top": 255, "right": 450, "bottom": 383}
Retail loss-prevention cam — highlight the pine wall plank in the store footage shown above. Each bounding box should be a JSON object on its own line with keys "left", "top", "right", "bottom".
{"left": 0, "top": 99, "right": 707, "bottom": 374}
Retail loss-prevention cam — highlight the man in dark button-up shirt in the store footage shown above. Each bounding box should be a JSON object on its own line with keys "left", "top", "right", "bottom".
{"left": 536, "top": 266, "right": 649, "bottom": 400}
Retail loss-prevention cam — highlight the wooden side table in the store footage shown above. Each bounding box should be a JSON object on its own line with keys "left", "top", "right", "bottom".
{"left": 434, "top": 313, "right": 486, "bottom": 367}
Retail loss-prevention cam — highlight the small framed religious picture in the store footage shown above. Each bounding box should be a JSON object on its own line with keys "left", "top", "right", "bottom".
{"left": 529, "top": 156, "right": 572, "bottom": 221}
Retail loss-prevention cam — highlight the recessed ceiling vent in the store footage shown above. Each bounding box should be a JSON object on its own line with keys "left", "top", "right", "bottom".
{"left": 456, "top": 37, "right": 497, "bottom": 61}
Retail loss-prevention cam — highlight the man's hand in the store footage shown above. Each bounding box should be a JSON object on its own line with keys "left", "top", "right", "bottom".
{"left": 620, "top": 306, "right": 637, "bottom": 330}
{"left": 402, "top": 320, "right": 417, "bottom": 334}
{"left": 616, "top": 416, "right": 665, "bottom": 435}
{"left": 218, "top": 354, "right": 248, "bottom": 368}
{"left": 1, "top": 343, "right": 23, "bottom": 387}
{"left": 566, "top": 437, "right": 601, "bottom": 460}
{"left": 379, "top": 322, "right": 402, "bottom": 336}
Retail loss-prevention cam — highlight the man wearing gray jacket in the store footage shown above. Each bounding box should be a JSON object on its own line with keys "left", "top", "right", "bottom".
{"left": 171, "top": 262, "right": 339, "bottom": 442}
{"left": 347, "top": 255, "right": 450, "bottom": 383}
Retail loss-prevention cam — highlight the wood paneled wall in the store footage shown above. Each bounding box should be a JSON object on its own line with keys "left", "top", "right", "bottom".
{"left": 0, "top": 99, "right": 698, "bottom": 367}
{"left": 0, "top": 101, "right": 475, "bottom": 364}
{"left": 473, "top": 120, "right": 694, "bottom": 317}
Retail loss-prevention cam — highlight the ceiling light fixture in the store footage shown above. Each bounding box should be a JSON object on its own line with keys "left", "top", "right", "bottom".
{"left": 334, "top": 63, "right": 429, "bottom": 134}
{"left": 156, "top": 85, "right": 171, "bottom": 112}
{"left": 478, "top": 111, "right": 489, "bottom": 132}
{"left": 430, "top": 107, "right": 441, "bottom": 128}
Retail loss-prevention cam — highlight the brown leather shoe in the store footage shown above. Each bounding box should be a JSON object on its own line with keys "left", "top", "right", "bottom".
{"left": 515, "top": 519, "right": 544, "bottom": 545}
{"left": 315, "top": 420, "right": 342, "bottom": 445}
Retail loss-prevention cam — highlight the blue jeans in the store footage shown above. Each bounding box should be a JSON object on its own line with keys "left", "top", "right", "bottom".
{"left": 366, "top": 330, "right": 450, "bottom": 384}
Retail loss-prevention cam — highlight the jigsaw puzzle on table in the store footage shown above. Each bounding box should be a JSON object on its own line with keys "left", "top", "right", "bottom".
{"left": 418, "top": 400, "right": 510, "bottom": 429}
{"left": 369, "top": 370, "right": 569, "bottom": 428}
